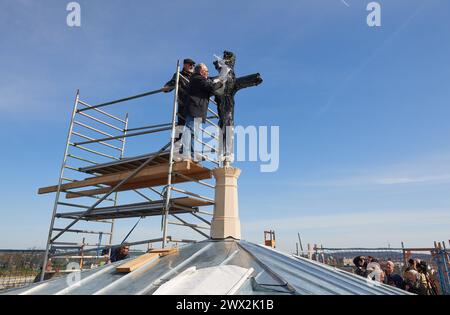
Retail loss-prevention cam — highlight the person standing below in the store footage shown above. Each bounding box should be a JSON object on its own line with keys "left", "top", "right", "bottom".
{"left": 181, "top": 63, "right": 223, "bottom": 161}
{"left": 383, "top": 261, "right": 404, "bottom": 289}
{"left": 404, "top": 270, "right": 427, "bottom": 295}
{"left": 353, "top": 256, "right": 368, "bottom": 278}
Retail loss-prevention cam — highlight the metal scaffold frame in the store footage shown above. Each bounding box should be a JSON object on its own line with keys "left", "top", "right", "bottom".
{"left": 40, "top": 60, "right": 220, "bottom": 281}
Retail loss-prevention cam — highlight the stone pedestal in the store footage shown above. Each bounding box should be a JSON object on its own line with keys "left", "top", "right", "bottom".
{"left": 210, "top": 167, "right": 241, "bottom": 240}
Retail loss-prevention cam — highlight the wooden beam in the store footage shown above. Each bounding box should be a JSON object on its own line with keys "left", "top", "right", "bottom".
{"left": 116, "top": 253, "right": 159, "bottom": 273}
{"left": 38, "top": 161, "right": 189, "bottom": 194}
{"left": 39, "top": 161, "right": 209, "bottom": 195}
{"left": 116, "top": 248, "right": 178, "bottom": 273}
{"left": 148, "top": 247, "right": 179, "bottom": 257}
{"left": 64, "top": 170, "right": 212, "bottom": 199}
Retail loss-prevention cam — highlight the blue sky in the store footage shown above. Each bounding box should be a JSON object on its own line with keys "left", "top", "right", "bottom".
{"left": 0, "top": 0, "right": 449, "bottom": 252}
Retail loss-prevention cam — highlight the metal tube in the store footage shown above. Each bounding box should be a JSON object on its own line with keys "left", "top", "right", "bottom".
{"left": 148, "top": 187, "right": 164, "bottom": 198}
{"left": 172, "top": 172, "right": 215, "bottom": 189}
{"left": 168, "top": 221, "right": 210, "bottom": 230}
{"left": 170, "top": 214, "right": 210, "bottom": 238}
{"left": 126, "top": 122, "right": 172, "bottom": 132}
{"left": 50, "top": 142, "right": 172, "bottom": 243}
{"left": 63, "top": 190, "right": 116, "bottom": 202}
{"left": 194, "top": 138, "right": 216, "bottom": 154}
{"left": 52, "top": 228, "right": 111, "bottom": 235}
{"left": 73, "top": 121, "right": 121, "bottom": 141}
{"left": 199, "top": 127, "right": 219, "bottom": 140}
{"left": 162, "top": 61, "right": 180, "bottom": 249}
{"left": 72, "top": 131, "right": 122, "bottom": 151}
{"left": 190, "top": 212, "right": 212, "bottom": 226}
{"left": 132, "top": 189, "right": 153, "bottom": 202}
{"left": 205, "top": 118, "right": 220, "bottom": 129}
{"left": 70, "top": 143, "right": 120, "bottom": 160}
{"left": 166, "top": 237, "right": 197, "bottom": 243}
{"left": 64, "top": 165, "right": 81, "bottom": 172}
{"left": 73, "top": 126, "right": 171, "bottom": 146}
{"left": 207, "top": 107, "right": 219, "bottom": 118}
{"left": 197, "top": 210, "right": 213, "bottom": 216}
{"left": 52, "top": 237, "right": 165, "bottom": 260}
{"left": 40, "top": 90, "right": 80, "bottom": 282}
{"left": 110, "top": 113, "right": 128, "bottom": 248}
{"left": 78, "top": 100, "right": 126, "bottom": 123}
{"left": 197, "top": 153, "right": 220, "bottom": 166}
{"left": 67, "top": 154, "right": 98, "bottom": 165}
{"left": 78, "top": 112, "right": 124, "bottom": 132}
{"left": 57, "top": 202, "right": 90, "bottom": 209}
{"left": 171, "top": 187, "right": 215, "bottom": 203}
{"left": 77, "top": 88, "right": 165, "bottom": 112}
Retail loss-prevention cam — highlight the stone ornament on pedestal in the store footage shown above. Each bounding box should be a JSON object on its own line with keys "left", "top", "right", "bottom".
{"left": 210, "top": 167, "right": 241, "bottom": 240}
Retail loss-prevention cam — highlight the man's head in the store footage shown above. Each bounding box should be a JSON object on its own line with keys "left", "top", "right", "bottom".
{"left": 353, "top": 255, "right": 366, "bottom": 268}
{"left": 405, "top": 270, "right": 419, "bottom": 283}
{"left": 385, "top": 261, "right": 395, "bottom": 274}
{"left": 195, "top": 63, "right": 209, "bottom": 78}
{"left": 183, "top": 58, "right": 196, "bottom": 73}
{"left": 119, "top": 245, "right": 130, "bottom": 256}
{"left": 408, "top": 258, "right": 417, "bottom": 269}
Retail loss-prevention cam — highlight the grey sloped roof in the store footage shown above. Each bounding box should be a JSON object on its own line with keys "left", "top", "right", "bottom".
{"left": 3, "top": 239, "right": 409, "bottom": 295}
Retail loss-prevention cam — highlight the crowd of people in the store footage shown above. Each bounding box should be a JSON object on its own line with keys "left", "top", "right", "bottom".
{"left": 353, "top": 256, "right": 438, "bottom": 295}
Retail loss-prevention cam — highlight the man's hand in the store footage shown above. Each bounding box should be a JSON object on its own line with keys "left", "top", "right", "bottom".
{"left": 162, "top": 86, "right": 171, "bottom": 92}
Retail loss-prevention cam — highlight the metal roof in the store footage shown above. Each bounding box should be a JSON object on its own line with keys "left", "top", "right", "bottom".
{"left": 3, "top": 239, "right": 410, "bottom": 295}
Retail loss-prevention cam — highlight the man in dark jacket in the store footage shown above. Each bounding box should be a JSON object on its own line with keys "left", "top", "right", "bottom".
{"left": 353, "top": 255, "right": 368, "bottom": 278}
{"left": 110, "top": 245, "right": 130, "bottom": 263}
{"left": 162, "top": 58, "right": 196, "bottom": 126}
{"left": 181, "top": 63, "right": 223, "bottom": 161}
{"left": 383, "top": 260, "right": 404, "bottom": 289}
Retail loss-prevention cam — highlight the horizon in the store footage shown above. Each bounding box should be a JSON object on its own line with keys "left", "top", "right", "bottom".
{"left": 1, "top": 0, "right": 449, "bottom": 254}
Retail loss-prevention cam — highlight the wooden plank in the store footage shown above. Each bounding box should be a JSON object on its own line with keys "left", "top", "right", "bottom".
{"left": 148, "top": 247, "right": 179, "bottom": 257}
{"left": 116, "top": 248, "right": 178, "bottom": 273}
{"left": 38, "top": 161, "right": 188, "bottom": 194}
{"left": 64, "top": 169, "right": 212, "bottom": 199}
{"left": 116, "top": 253, "right": 159, "bottom": 273}
{"left": 81, "top": 152, "right": 171, "bottom": 174}
{"left": 38, "top": 161, "right": 208, "bottom": 195}
{"left": 170, "top": 197, "right": 214, "bottom": 207}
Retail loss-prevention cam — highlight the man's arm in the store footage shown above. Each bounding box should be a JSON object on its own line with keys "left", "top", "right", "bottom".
{"left": 162, "top": 73, "right": 177, "bottom": 92}
{"left": 199, "top": 77, "right": 223, "bottom": 94}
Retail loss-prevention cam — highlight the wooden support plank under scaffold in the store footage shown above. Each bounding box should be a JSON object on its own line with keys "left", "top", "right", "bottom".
{"left": 38, "top": 160, "right": 211, "bottom": 195}
{"left": 64, "top": 169, "right": 211, "bottom": 199}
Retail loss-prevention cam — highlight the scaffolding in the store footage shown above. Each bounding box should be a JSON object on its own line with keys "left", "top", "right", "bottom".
{"left": 38, "top": 61, "right": 221, "bottom": 281}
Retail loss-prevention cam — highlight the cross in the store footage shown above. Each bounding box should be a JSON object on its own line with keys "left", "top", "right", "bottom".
{"left": 213, "top": 51, "right": 263, "bottom": 166}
